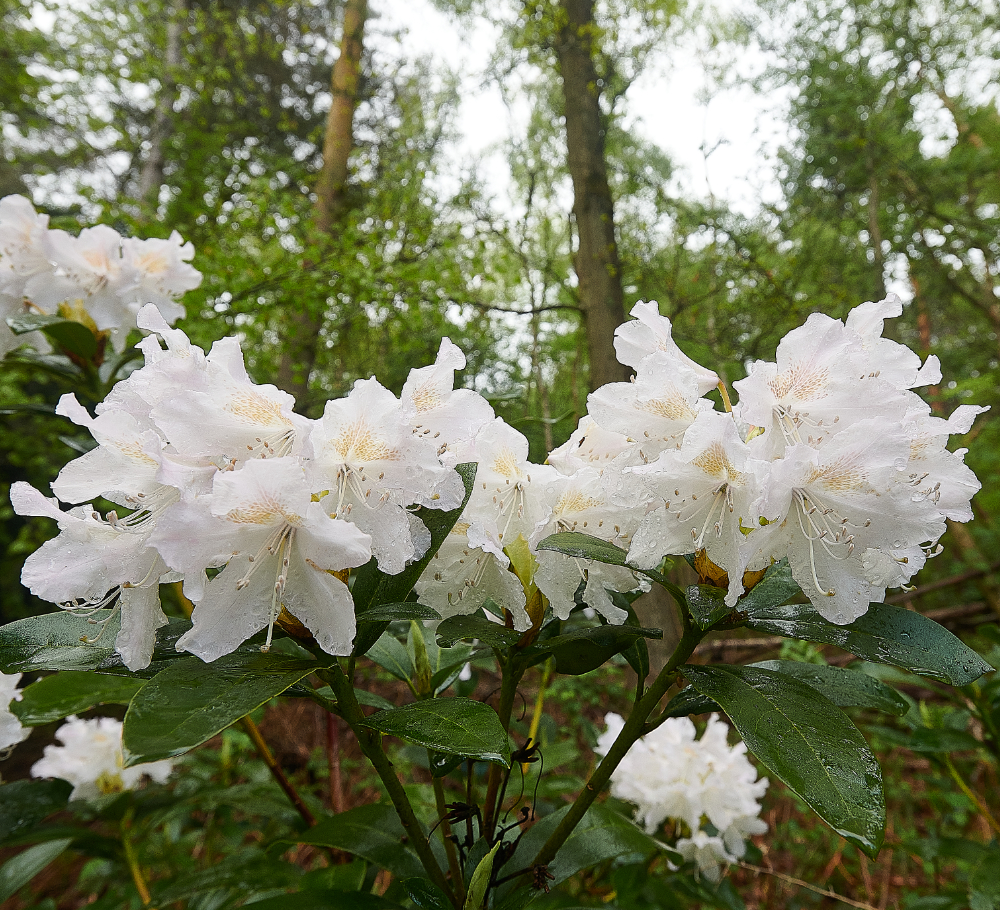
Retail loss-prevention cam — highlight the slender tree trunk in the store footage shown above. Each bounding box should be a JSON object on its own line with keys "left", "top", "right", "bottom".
{"left": 138, "top": 0, "right": 185, "bottom": 212}
{"left": 864, "top": 145, "right": 887, "bottom": 300}
{"left": 554, "top": 0, "right": 629, "bottom": 391}
{"left": 277, "top": 0, "right": 368, "bottom": 402}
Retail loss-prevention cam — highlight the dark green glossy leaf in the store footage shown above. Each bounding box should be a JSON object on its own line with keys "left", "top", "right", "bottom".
{"left": 737, "top": 560, "right": 800, "bottom": 613}
{"left": 661, "top": 686, "right": 720, "bottom": 718}
{"left": 686, "top": 585, "right": 731, "bottom": 630}
{"left": 0, "top": 612, "right": 192, "bottom": 676}
{"left": 531, "top": 624, "right": 661, "bottom": 676}
{"left": 0, "top": 838, "right": 73, "bottom": 902}
{"left": 0, "top": 610, "right": 122, "bottom": 673}
{"left": 122, "top": 652, "right": 330, "bottom": 765}
{"left": 511, "top": 804, "right": 668, "bottom": 887}
{"left": 401, "top": 878, "right": 452, "bottom": 910}
{"left": 744, "top": 600, "right": 992, "bottom": 685}
{"left": 537, "top": 531, "right": 630, "bottom": 566}
{"left": 7, "top": 313, "right": 98, "bottom": 359}
{"left": 752, "top": 661, "right": 909, "bottom": 715}
{"left": 428, "top": 750, "right": 465, "bottom": 777}
{"left": 0, "top": 780, "right": 73, "bottom": 846}
{"left": 435, "top": 612, "right": 521, "bottom": 649}
{"left": 351, "top": 463, "right": 476, "bottom": 655}
{"left": 364, "top": 697, "right": 510, "bottom": 765}
{"left": 684, "top": 664, "right": 884, "bottom": 856}
{"left": 13, "top": 671, "right": 143, "bottom": 726}
{"left": 285, "top": 803, "right": 426, "bottom": 879}
{"left": 358, "top": 602, "right": 441, "bottom": 623}
{"left": 368, "top": 632, "right": 414, "bottom": 681}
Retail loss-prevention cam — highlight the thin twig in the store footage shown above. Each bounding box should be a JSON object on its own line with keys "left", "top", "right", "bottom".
{"left": 737, "top": 861, "right": 880, "bottom": 910}
{"left": 240, "top": 717, "right": 316, "bottom": 827}
{"left": 121, "top": 807, "right": 155, "bottom": 908}
{"left": 431, "top": 764, "right": 466, "bottom": 903}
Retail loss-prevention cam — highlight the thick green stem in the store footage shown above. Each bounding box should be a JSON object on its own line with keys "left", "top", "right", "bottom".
{"left": 483, "top": 660, "right": 525, "bottom": 836}
{"left": 431, "top": 761, "right": 466, "bottom": 903}
{"left": 530, "top": 625, "right": 703, "bottom": 870}
{"left": 324, "top": 665, "right": 458, "bottom": 907}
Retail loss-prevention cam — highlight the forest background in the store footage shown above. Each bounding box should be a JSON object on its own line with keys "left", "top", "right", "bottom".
{"left": 0, "top": 0, "right": 999, "bottom": 906}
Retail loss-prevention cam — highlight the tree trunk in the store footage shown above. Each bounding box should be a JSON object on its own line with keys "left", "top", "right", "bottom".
{"left": 277, "top": 0, "right": 368, "bottom": 402}
{"left": 554, "top": 0, "right": 629, "bottom": 391}
{"left": 138, "top": 0, "right": 184, "bottom": 212}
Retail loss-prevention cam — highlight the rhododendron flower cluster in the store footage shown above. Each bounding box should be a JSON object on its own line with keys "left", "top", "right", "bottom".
{"left": 592, "top": 297, "right": 985, "bottom": 624}
{"left": 0, "top": 672, "right": 29, "bottom": 753}
{"left": 597, "top": 713, "right": 768, "bottom": 881}
{"left": 0, "top": 195, "right": 201, "bottom": 352}
{"left": 30, "top": 716, "right": 173, "bottom": 801}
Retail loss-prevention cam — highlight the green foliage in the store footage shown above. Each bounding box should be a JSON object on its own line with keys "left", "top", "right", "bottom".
{"left": 122, "top": 650, "right": 333, "bottom": 765}
{"left": 683, "top": 663, "right": 886, "bottom": 856}
{"left": 363, "top": 698, "right": 511, "bottom": 766}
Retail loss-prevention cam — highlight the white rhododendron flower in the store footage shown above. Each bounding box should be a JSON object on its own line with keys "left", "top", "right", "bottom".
{"left": 401, "top": 336, "right": 495, "bottom": 465}
{"left": 598, "top": 713, "right": 768, "bottom": 881}
{"left": 626, "top": 410, "right": 762, "bottom": 606}
{"left": 12, "top": 482, "right": 176, "bottom": 672}
{"left": 1, "top": 673, "right": 29, "bottom": 753}
{"left": 154, "top": 456, "right": 372, "bottom": 661}
{"left": 310, "top": 377, "right": 464, "bottom": 574}
{"left": 614, "top": 301, "right": 720, "bottom": 394}
{"left": 31, "top": 716, "right": 172, "bottom": 801}
{"left": 546, "top": 416, "right": 632, "bottom": 475}
{"left": 415, "top": 522, "right": 532, "bottom": 630}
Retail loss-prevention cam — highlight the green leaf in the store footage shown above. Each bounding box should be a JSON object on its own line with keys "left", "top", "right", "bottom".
{"left": 285, "top": 803, "right": 426, "bottom": 879}
{"left": 661, "top": 686, "right": 719, "bottom": 718}
{"left": 0, "top": 610, "right": 122, "bottom": 673}
{"left": 537, "top": 531, "right": 630, "bottom": 566}
{"left": 351, "top": 463, "right": 476, "bottom": 655}
{"left": 683, "top": 664, "right": 885, "bottom": 856}
{"left": 368, "top": 632, "right": 414, "bottom": 681}
{"left": 0, "top": 780, "right": 73, "bottom": 846}
{"left": 435, "top": 612, "right": 521, "bottom": 649}
{"left": 0, "top": 838, "right": 73, "bottom": 902}
{"left": 464, "top": 841, "right": 501, "bottom": 910}
{"left": 529, "top": 624, "right": 662, "bottom": 676}
{"left": 122, "top": 652, "right": 330, "bottom": 765}
{"left": 358, "top": 602, "right": 441, "bottom": 623}
{"left": 402, "top": 878, "right": 453, "bottom": 910}
{"left": 363, "top": 697, "right": 510, "bottom": 765}
{"left": 7, "top": 313, "right": 98, "bottom": 359}
{"left": 737, "top": 560, "right": 801, "bottom": 613}
{"left": 744, "top": 600, "right": 992, "bottom": 685}
{"left": 13, "top": 671, "right": 143, "bottom": 726}
{"left": 510, "top": 805, "right": 667, "bottom": 887}
{"left": 751, "top": 661, "right": 909, "bottom": 715}
{"left": 0, "top": 612, "right": 192, "bottom": 676}
{"left": 686, "top": 585, "right": 731, "bottom": 630}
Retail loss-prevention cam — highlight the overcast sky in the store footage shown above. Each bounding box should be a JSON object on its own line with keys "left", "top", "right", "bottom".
{"left": 378, "top": 0, "right": 789, "bottom": 216}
